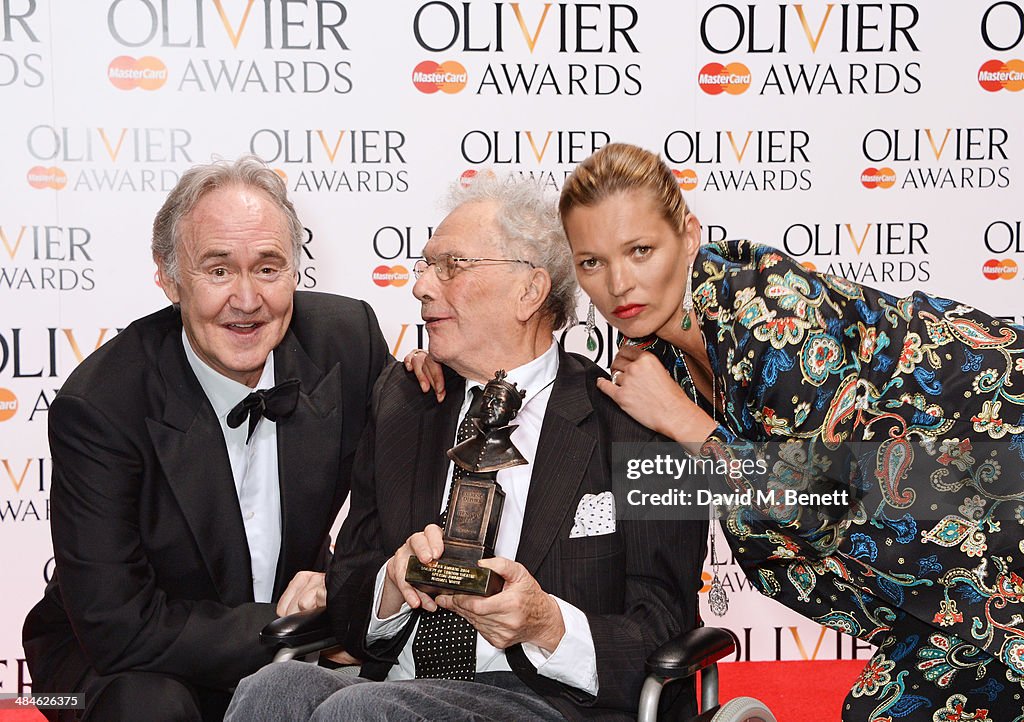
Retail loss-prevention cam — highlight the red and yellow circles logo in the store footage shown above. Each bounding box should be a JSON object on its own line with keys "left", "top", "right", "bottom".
{"left": 0, "top": 388, "right": 18, "bottom": 422}
{"left": 273, "top": 168, "right": 288, "bottom": 184}
{"left": 982, "top": 258, "right": 1018, "bottom": 280}
{"left": 372, "top": 265, "right": 411, "bottom": 287}
{"left": 27, "top": 166, "right": 67, "bottom": 190}
{"left": 412, "top": 60, "right": 468, "bottom": 94}
{"left": 108, "top": 56, "right": 168, "bottom": 91}
{"left": 801, "top": 261, "right": 818, "bottom": 272}
{"left": 978, "top": 60, "right": 1024, "bottom": 92}
{"left": 459, "top": 169, "right": 496, "bottom": 188}
{"left": 698, "top": 62, "right": 751, "bottom": 95}
{"left": 672, "top": 168, "right": 698, "bottom": 191}
{"left": 861, "top": 167, "right": 897, "bottom": 189}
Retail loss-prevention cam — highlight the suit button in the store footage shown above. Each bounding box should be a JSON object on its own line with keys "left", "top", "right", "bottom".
{"left": 245, "top": 511, "right": 255, "bottom": 520}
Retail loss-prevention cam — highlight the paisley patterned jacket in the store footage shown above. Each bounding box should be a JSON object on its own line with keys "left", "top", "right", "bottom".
{"left": 642, "top": 240, "right": 1024, "bottom": 721}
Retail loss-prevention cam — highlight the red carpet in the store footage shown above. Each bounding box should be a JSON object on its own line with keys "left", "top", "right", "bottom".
{"left": 0, "top": 659, "right": 867, "bottom": 721}
{"left": 0, "top": 711, "right": 46, "bottom": 722}
{"left": 716, "top": 659, "right": 867, "bottom": 721}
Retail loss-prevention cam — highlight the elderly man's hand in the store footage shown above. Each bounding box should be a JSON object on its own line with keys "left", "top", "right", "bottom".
{"left": 275, "top": 573, "right": 363, "bottom": 666}
{"left": 276, "top": 571, "right": 326, "bottom": 616}
{"left": 435, "top": 557, "right": 565, "bottom": 652}
{"left": 379, "top": 524, "right": 445, "bottom": 618}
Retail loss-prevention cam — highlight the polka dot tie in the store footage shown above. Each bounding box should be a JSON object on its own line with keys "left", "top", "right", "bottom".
{"left": 413, "top": 386, "right": 483, "bottom": 681}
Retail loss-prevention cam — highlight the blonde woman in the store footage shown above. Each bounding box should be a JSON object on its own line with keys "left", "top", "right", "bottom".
{"left": 559, "top": 142, "right": 1024, "bottom": 722}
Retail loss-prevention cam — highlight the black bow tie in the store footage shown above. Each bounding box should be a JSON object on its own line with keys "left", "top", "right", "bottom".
{"left": 226, "top": 379, "right": 301, "bottom": 443}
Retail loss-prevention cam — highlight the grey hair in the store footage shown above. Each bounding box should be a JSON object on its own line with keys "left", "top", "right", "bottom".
{"left": 152, "top": 155, "right": 304, "bottom": 281}
{"left": 445, "top": 174, "right": 577, "bottom": 331}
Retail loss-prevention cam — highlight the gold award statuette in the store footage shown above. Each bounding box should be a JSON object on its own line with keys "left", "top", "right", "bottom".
{"left": 406, "top": 370, "right": 528, "bottom": 597}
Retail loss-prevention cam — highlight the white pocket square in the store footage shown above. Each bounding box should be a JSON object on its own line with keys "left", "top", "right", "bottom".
{"left": 569, "top": 491, "right": 616, "bottom": 538}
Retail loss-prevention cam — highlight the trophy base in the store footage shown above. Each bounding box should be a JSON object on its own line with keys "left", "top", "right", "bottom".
{"left": 405, "top": 556, "right": 503, "bottom": 597}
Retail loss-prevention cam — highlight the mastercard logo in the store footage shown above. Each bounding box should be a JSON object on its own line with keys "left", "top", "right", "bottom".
{"left": 698, "top": 62, "right": 751, "bottom": 95}
{"left": 699, "top": 570, "right": 711, "bottom": 593}
{"left": 860, "top": 167, "right": 897, "bottom": 189}
{"left": 27, "top": 166, "right": 67, "bottom": 190}
{"left": 0, "top": 388, "right": 17, "bottom": 422}
{"left": 273, "top": 168, "right": 288, "bottom": 184}
{"left": 978, "top": 59, "right": 1024, "bottom": 92}
{"left": 372, "top": 265, "right": 410, "bottom": 287}
{"left": 982, "top": 258, "right": 1018, "bottom": 280}
{"left": 108, "top": 56, "right": 168, "bottom": 91}
{"left": 801, "top": 261, "right": 818, "bottom": 272}
{"left": 412, "top": 60, "right": 468, "bottom": 94}
{"left": 672, "top": 168, "right": 698, "bottom": 191}
{"left": 459, "top": 169, "right": 496, "bottom": 188}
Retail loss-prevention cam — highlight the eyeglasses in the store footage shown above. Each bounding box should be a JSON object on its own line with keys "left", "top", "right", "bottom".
{"left": 412, "top": 254, "right": 535, "bottom": 281}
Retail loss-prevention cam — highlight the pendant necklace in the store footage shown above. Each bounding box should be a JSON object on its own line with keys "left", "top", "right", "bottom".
{"left": 673, "top": 343, "right": 730, "bottom": 617}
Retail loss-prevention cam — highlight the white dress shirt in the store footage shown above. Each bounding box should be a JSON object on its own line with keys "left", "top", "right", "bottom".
{"left": 182, "top": 330, "right": 283, "bottom": 604}
{"left": 365, "top": 339, "right": 599, "bottom": 695}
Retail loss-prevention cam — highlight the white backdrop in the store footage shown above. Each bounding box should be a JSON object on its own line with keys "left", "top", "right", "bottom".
{"left": 2, "top": 0, "right": 1024, "bottom": 692}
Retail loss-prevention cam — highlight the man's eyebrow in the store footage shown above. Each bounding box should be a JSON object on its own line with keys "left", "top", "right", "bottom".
{"left": 195, "top": 248, "right": 289, "bottom": 265}
{"left": 197, "top": 249, "right": 231, "bottom": 263}
{"left": 422, "top": 246, "right": 462, "bottom": 258}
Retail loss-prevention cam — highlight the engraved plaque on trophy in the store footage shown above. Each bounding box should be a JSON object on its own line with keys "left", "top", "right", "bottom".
{"left": 406, "top": 370, "right": 527, "bottom": 597}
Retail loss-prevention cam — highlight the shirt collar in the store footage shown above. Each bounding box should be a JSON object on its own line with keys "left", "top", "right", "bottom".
{"left": 463, "top": 337, "right": 559, "bottom": 406}
{"left": 182, "top": 329, "right": 276, "bottom": 420}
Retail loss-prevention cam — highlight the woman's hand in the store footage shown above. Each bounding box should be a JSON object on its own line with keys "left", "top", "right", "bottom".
{"left": 599, "top": 346, "right": 718, "bottom": 450}
{"left": 404, "top": 349, "right": 446, "bottom": 402}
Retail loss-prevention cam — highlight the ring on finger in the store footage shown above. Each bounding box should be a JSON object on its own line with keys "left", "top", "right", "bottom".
{"left": 611, "top": 370, "right": 623, "bottom": 386}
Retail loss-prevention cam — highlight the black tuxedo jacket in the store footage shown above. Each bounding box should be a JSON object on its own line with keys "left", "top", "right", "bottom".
{"left": 23, "top": 292, "right": 389, "bottom": 696}
{"left": 327, "top": 349, "right": 707, "bottom": 721}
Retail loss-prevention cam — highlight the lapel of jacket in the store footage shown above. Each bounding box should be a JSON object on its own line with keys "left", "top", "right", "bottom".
{"left": 410, "top": 371, "right": 466, "bottom": 532}
{"left": 145, "top": 326, "right": 254, "bottom": 606}
{"left": 272, "top": 326, "right": 343, "bottom": 597}
{"left": 515, "top": 349, "right": 596, "bottom": 575}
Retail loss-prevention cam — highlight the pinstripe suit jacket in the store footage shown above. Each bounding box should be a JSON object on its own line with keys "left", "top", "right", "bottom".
{"left": 327, "top": 348, "right": 707, "bottom": 720}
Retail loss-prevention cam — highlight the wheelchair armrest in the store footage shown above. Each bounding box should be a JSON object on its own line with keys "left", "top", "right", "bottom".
{"left": 645, "top": 626, "right": 735, "bottom": 680}
{"left": 261, "top": 607, "right": 334, "bottom": 648}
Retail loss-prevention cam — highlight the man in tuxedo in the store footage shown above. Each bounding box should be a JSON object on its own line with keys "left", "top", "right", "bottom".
{"left": 227, "top": 176, "right": 706, "bottom": 720}
{"left": 22, "top": 156, "right": 390, "bottom": 721}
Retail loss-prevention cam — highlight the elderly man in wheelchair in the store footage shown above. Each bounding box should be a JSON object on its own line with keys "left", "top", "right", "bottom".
{"left": 259, "top": 606, "right": 774, "bottom": 722}
{"left": 224, "top": 177, "right": 755, "bottom": 721}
